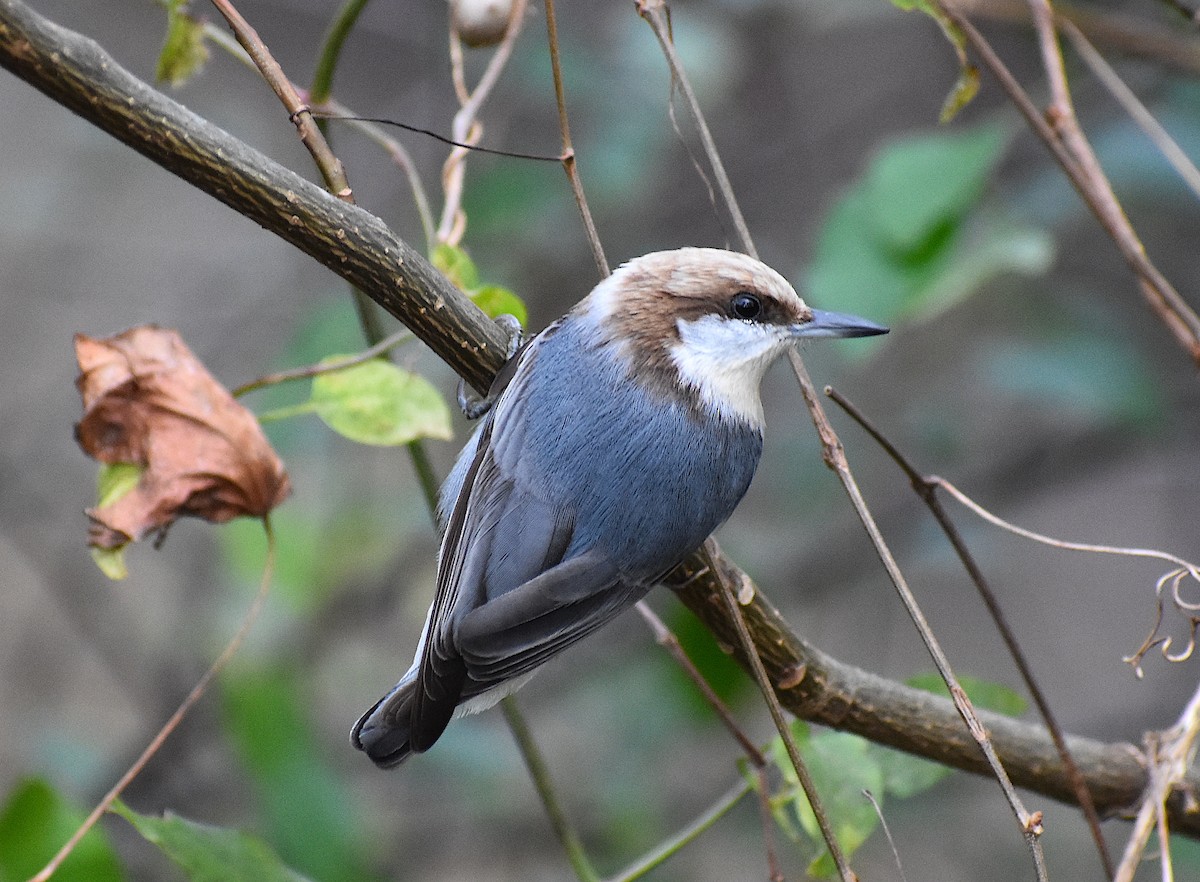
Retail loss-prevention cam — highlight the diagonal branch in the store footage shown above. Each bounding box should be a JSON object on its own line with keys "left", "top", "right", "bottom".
{"left": 3, "top": 0, "right": 1198, "bottom": 838}
{"left": 936, "top": 1, "right": 1200, "bottom": 365}
{"left": 0, "top": 0, "right": 509, "bottom": 396}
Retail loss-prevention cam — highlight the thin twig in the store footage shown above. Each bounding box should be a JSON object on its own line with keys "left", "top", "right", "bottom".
{"left": 307, "top": 0, "right": 410, "bottom": 341}
{"left": 625, "top": 5, "right": 852, "bottom": 874}
{"left": 501, "top": 697, "right": 601, "bottom": 882}
{"left": 207, "top": 0, "right": 352, "bottom": 201}
{"left": 428, "top": 10, "right": 602, "bottom": 875}
{"left": 935, "top": 1, "right": 1200, "bottom": 364}
{"left": 537, "top": 9, "right": 778, "bottom": 874}
{"left": 713, "top": 552, "right": 856, "bottom": 882}
{"left": 827, "top": 385, "right": 1114, "bottom": 876}
{"left": 543, "top": 0, "right": 608, "bottom": 278}
{"left": 932, "top": 477, "right": 1200, "bottom": 580}
{"left": 436, "top": 0, "right": 529, "bottom": 245}
{"left": 944, "top": 0, "right": 1200, "bottom": 76}
{"left": 933, "top": 473, "right": 1200, "bottom": 676}
{"left": 29, "top": 517, "right": 277, "bottom": 882}
{"left": 314, "top": 104, "right": 437, "bottom": 252}
{"left": 603, "top": 779, "right": 753, "bottom": 882}
{"left": 634, "top": 603, "right": 765, "bottom": 765}
{"left": 633, "top": 603, "right": 784, "bottom": 879}
{"left": 231, "top": 327, "right": 413, "bottom": 397}
{"left": 789, "top": 351, "right": 1050, "bottom": 882}
{"left": 1061, "top": 20, "right": 1200, "bottom": 201}
{"left": 18, "top": 0, "right": 1200, "bottom": 851}
{"left": 636, "top": 0, "right": 1044, "bottom": 871}
{"left": 636, "top": 0, "right": 756, "bottom": 259}
{"left": 188, "top": 17, "right": 439, "bottom": 251}
{"left": 862, "top": 790, "right": 908, "bottom": 882}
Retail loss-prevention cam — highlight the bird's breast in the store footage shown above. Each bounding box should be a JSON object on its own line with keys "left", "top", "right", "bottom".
{"left": 502, "top": 317, "right": 764, "bottom": 578}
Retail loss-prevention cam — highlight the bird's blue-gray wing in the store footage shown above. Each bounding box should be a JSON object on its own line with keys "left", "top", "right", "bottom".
{"left": 408, "top": 339, "right": 643, "bottom": 753}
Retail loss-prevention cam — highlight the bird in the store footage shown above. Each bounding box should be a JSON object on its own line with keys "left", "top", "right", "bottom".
{"left": 352, "top": 247, "right": 887, "bottom": 767}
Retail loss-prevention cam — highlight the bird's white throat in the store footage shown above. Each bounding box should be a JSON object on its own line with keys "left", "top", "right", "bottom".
{"left": 669, "top": 314, "right": 788, "bottom": 426}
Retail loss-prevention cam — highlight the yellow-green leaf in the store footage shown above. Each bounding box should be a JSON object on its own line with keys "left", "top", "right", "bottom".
{"left": 91, "top": 545, "right": 129, "bottom": 581}
{"left": 156, "top": 4, "right": 210, "bottom": 88}
{"left": 431, "top": 244, "right": 528, "bottom": 325}
{"left": 471, "top": 285, "right": 528, "bottom": 325}
{"left": 309, "top": 358, "right": 452, "bottom": 446}
{"left": 431, "top": 243, "right": 480, "bottom": 291}
{"left": 890, "top": 0, "right": 978, "bottom": 122}
{"left": 90, "top": 463, "right": 141, "bottom": 580}
{"left": 96, "top": 462, "right": 144, "bottom": 508}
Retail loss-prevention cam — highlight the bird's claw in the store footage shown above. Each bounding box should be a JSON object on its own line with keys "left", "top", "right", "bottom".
{"left": 457, "top": 314, "right": 524, "bottom": 420}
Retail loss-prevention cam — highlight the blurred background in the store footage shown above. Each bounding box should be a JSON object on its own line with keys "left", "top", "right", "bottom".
{"left": 2, "top": 0, "right": 1200, "bottom": 879}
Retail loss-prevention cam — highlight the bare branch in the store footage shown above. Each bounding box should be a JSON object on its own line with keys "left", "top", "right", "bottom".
{"left": 828, "top": 385, "right": 1114, "bottom": 875}
{"left": 936, "top": 1, "right": 1200, "bottom": 365}
{"left": 946, "top": 0, "right": 1200, "bottom": 76}
{"left": 1062, "top": 20, "right": 1200, "bottom": 202}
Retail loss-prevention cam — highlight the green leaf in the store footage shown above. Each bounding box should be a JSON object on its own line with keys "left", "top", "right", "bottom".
{"left": 431, "top": 243, "right": 481, "bottom": 291}
{"left": 112, "top": 801, "right": 311, "bottom": 882}
{"left": 0, "top": 778, "right": 125, "bottom": 882}
{"left": 770, "top": 726, "right": 885, "bottom": 878}
{"left": 471, "top": 285, "right": 528, "bottom": 326}
{"left": 907, "top": 672, "right": 1028, "bottom": 717}
{"left": 807, "top": 122, "right": 1051, "bottom": 331}
{"left": 431, "top": 244, "right": 529, "bottom": 327}
{"left": 761, "top": 676, "right": 1026, "bottom": 875}
{"left": 309, "top": 358, "right": 452, "bottom": 446}
{"left": 877, "top": 747, "right": 952, "bottom": 799}
{"left": 939, "top": 63, "right": 980, "bottom": 125}
{"left": 156, "top": 3, "right": 210, "bottom": 88}
{"left": 863, "top": 123, "right": 1007, "bottom": 255}
{"left": 89, "top": 464, "right": 142, "bottom": 581}
{"left": 222, "top": 669, "right": 376, "bottom": 882}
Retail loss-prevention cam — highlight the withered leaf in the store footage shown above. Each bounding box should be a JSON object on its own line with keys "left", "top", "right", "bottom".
{"left": 75, "top": 326, "right": 291, "bottom": 550}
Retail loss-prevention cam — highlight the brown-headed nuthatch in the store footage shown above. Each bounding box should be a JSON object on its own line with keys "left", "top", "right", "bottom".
{"left": 352, "top": 247, "right": 887, "bottom": 766}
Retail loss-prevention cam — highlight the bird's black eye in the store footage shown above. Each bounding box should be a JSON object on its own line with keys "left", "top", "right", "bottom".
{"left": 729, "top": 292, "right": 762, "bottom": 321}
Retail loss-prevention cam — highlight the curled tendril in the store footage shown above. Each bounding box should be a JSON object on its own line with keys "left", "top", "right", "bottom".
{"left": 931, "top": 478, "right": 1200, "bottom": 679}
{"left": 1124, "top": 568, "right": 1200, "bottom": 677}
{"left": 1168, "top": 566, "right": 1200, "bottom": 612}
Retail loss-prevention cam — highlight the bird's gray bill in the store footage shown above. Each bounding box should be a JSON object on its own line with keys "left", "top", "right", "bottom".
{"left": 794, "top": 309, "right": 890, "bottom": 339}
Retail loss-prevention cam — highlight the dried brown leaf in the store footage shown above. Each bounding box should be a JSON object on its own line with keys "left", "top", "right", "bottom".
{"left": 74, "top": 326, "right": 291, "bottom": 549}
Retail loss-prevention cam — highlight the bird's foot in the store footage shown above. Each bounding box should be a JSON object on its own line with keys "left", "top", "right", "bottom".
{"left": 457, "top": 314, "right": 524, "bottom": 420}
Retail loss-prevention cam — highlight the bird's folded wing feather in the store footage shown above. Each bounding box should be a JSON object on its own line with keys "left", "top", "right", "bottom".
{"left": 412, "top": 334, "right": 644, "bottom": 746}
{"left": 456, "top": 548, "right": 640, "bottom": 681}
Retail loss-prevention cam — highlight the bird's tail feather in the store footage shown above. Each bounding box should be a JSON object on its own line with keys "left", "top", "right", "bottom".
{"left": 351, "top": 677, "right": 417, "bottom": 768}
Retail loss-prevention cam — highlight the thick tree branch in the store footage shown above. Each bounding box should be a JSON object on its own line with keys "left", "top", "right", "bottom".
{"left": 667, "top": 545, "right": 1200, "bottom": 832}
{"left": 0, "top": 0, "right": 507, "bottom": 395}
{"left": 2, "top": 0, "right": 1194, "bottom": 835}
